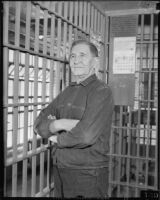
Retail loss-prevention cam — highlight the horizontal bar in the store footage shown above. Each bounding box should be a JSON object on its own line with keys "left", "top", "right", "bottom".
{"left": 3, "top": 43, "right": 69, "bottom": 64}
{"left": 5, "top": 143, "right": 53, "bottom": 166}
{"left": 136, "top": 41, "right": 158, "bottom": 44}
{"left": 3, "top": 101, "right": 50, "bottom": 108}
{"left": 105, "top": 7, "right": 159, "bottom": 16}
{"left": 108, "top": 154, "right": 156, "bottom": 161}
{"left": 112, "top": 126, "right": 156, "bottom": 132}
{"left": 110, "top": 180, "right": 157, "bottom": 190}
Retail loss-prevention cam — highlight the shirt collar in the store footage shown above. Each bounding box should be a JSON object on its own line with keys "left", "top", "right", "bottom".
{"left": 69, "top": 74, "right": 97, "bottom": 87}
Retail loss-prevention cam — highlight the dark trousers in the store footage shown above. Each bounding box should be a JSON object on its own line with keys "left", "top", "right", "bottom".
{"left": 53, "top": 165, "right": 109, "bottom": 198}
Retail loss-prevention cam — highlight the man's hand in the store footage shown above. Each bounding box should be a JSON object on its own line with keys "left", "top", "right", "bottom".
{"left": 49, "top": 135, "right": 58, "bottom": 143}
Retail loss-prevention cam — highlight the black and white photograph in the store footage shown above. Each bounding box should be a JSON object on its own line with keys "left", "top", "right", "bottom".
{"left": 0, "top": 1, "right": 159, "bottom": 198}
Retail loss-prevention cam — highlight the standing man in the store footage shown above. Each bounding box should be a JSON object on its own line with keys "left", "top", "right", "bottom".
{"left": 34, "top": 39, "right": 114, "bottom": 198}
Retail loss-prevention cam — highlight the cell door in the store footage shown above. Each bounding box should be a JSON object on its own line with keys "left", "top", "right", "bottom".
{"left": 106, "top": 8, "right": 159, "bottom": 198}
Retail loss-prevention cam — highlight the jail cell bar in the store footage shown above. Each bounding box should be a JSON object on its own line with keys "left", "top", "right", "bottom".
{"left": 3, "top": 1, "right": 106, "bottom": 197}
{"left": 107, "top": 11, "right": 158, "bottom": 197}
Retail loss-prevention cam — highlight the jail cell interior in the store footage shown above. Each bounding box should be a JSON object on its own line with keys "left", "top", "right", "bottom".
{"left": 3, "top": 1, "right": 106, "bottom": 197}
{"left": 2, "top": 1, "right": 158, "bottom": 198}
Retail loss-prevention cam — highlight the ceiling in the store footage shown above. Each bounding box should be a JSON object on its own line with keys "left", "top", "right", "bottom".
{"left": 92, "top": 1, "right": 158, "bottom": 13}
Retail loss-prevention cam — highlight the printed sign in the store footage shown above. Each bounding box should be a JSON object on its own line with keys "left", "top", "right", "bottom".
{"left": 113, "top": 37, "right": 136, "bottom": 74}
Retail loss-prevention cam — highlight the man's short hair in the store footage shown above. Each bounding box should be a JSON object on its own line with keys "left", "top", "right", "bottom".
{"left": 70, "top": 39, "right": 98, "bottom": 57}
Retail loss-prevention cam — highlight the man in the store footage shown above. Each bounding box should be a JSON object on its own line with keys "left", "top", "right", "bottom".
{"left": 34, "top": 39, "right": 114, "bottom": 198}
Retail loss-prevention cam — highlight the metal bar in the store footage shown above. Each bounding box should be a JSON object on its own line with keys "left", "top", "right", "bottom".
{"left": 101, "top": 15, "right": 105, "bottom": 43}
{"left": 47, "top": 3, "right": 56, "bottom": 195}
{"left": 91, "top": 5, "right": 94, "bottom": 32}
{"left": 108, "top": 113, "right": 115, "bottom": 196}
{"left": 3, "top": 43, "right": 69, "bottom": 63}
{"left": 61, "top": 2, "right": 68, "bottom": 90}
{"left": 68, "top": 2, "right": 73, "bottom": 50}
{"left": 21, "top": 2, "right": 32, "bottom": 196}
{"left": 49, "top": 2, "right": 55, "bottom": 59}
{"left": 117, "top": 106, "right": 123, "bottom": 196}
{"left": 94, "top": 8, "right": 97, "bottom": 34}
{"left": 74, "top": 1, "right": 78, "bottom": 40}
{"left": 3, "top": 1, "right": 9, "bottom": 196}
{"left": 104, "top": 16, "right": 109, "bottom": 83}
{"left": 135, "top": 14, "right": 144, "bottom": 196}
{"left": 109, "top": 180, "right": 156, "bottom": 190}
{"left": 97, "top": 12, "right": 100, "bottom": 35}
{"left": 155, "top": 105, "right": 158, "bottom": 189}
{"left": 79, "top": 1, "right": 83, "bottom": 29}
{"left": 55, "top": 2, "right": 62, "bottom": 96}
{"left": 3, "top": 101, "right": 50, "bottom": 108}
{"left": 105, "top": 8, "right": 159, "bottom": 16}
{"left": 83, "top": 2, "right": 87, "bottom": 32}
{"left": 126, "top": 107, "right": 132, "bottom": 196}
{"left": 31, "top": 4, "right": 40, "bottom": 196}
{"left": 87, "top": 2, "right": 91, "bottom": 34}
{"left": 39, "top": 6, "right": 48, "bottom": 193}
{"left": 68, "top": 1, "right": 73, "bottom": 83}
{"left": 107, "top": 154, "right": 156, "bottom": 161}
{"left": 63, "top": 2, "right": 68, "bottom": 58}
{"left": 12, "top": 2, "right": 21, "bottom": 196}
{"left": 145, "top": 13, "right": 153, "bottom": 189}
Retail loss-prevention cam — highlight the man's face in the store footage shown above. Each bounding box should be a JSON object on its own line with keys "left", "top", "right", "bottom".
{"left": 69, "top": 43, "right": 95, "bottom": 77}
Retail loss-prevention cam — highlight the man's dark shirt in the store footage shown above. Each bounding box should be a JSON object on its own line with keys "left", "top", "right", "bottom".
{"left": 34, "top": 74, "right": 114, "bottom": 169}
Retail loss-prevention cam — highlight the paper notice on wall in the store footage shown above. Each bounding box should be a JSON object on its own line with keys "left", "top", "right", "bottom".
{"left": 113, "top": 37, "right": 136, "bottom": 74}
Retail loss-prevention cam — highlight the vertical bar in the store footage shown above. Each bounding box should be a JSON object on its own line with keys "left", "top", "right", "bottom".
{"left": 12, "top": 2, "right": 21, "bottom": 196}
{"left": 55, "top": 2, "right": 62, "bottom": 96}
{"left": 154, "top": 15, "right": 158, "bottom": 191}
{"left": 47, "top": 3, "right": 56, "bottom": 195}
{"left": 39, "top": 6, "right": 48, "bottom": 193}
{"left": 126, "top": 106, "right": 132, "bottom": 197}
{"left": 31, "top": 4, "right": 40, "bottom": 197}
{"left": 79, "top": 1, "right": 82, "bottom": 29}
{"left": 108, "top": 116, "right": 114, "bottom": 196}
{"left": 83, "top": 2, "right": 87, "bottom": 32}
{"left": 97, "top": 12, "right": 100, "bottom": 36}
{"left": 62, "top": 2, "right": 68, "bottom": 90}
{"left": 117, "top": 106, "right": 123, "bottom": 196}
{"left": 94, "top": 9, "right": 97, "bottom": 34}
{"left": 135, "top": 14, "right": 144, "bottom": 197}
{"left": 50, "top": 2, "right": 56, "bottom": 59}
{"left": 90, "top": 5, "right": 94, "bottom": 32}
{"left": 63, "top": 2, "right": 68, "bottom": 58}
{"left": 22, "top": 1, "right": 31, "bottom": 196}
{"left": 102, "top": 15, "right": 105, "bottom": 43}
{"left": 145, "top": 13, "right": 153, "bottom": 189}
{"left": 68, "top": 2, "right": 73, "bottom": 82}
{"left": 155, "top": 103, "right": 158, "bottom": 189}
{"left": 74, "top": 1, "right": 78, "bottom": 40}
{"left": 104, "top": 16, "right": 109, "bottom": 83}
{"left": 86, "top": 2, "right": 91, "bottom": 34}
{"left": 3, "top": 1, "right": 9, "bottom": 196}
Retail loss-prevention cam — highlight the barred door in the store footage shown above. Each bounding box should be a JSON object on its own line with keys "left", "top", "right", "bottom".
{"left": 3, "top": 1, "right": 106, "bottom": 197}
{"left": 107, "top": 8, "right": 159, "bottom": 198}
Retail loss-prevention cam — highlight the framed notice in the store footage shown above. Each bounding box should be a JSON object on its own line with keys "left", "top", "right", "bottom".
{"left": 113, "top": 37, "right": 136, "bottom": 74}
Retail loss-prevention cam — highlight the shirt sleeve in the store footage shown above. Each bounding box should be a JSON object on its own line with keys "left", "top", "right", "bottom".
{"left": 33, "top": 95, "right": 59, "bottom": 138}
{"left": 57, "top": 84, "right": 114, "bottom": 148}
